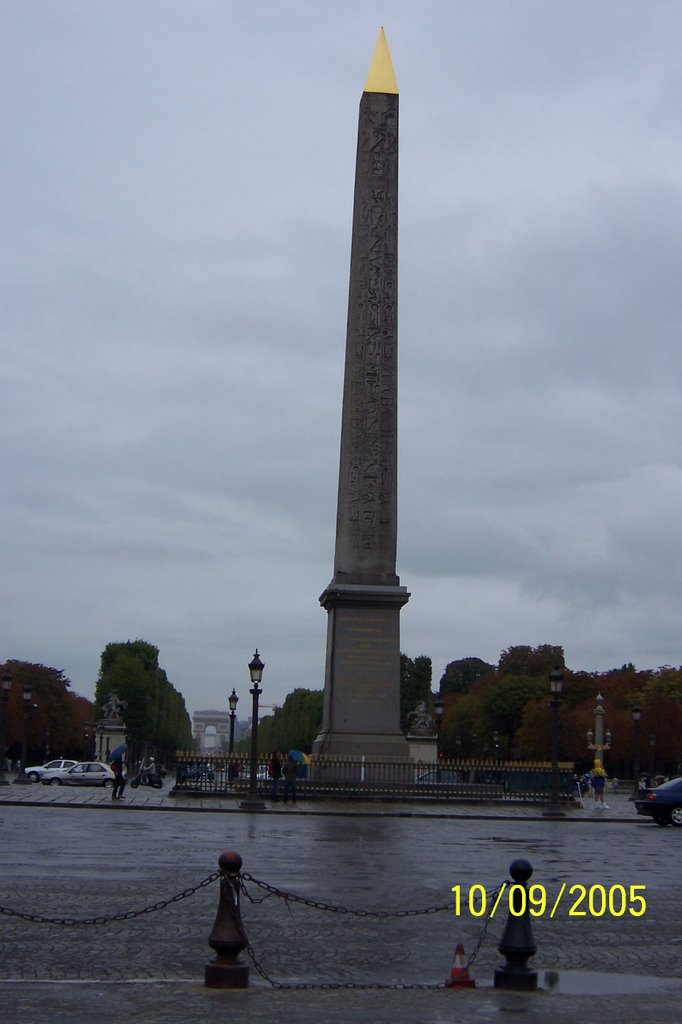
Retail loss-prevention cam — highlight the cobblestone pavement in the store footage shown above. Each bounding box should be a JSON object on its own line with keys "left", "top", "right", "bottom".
{"left": 1, "top": 781, "right": 680, "bottom": 1023}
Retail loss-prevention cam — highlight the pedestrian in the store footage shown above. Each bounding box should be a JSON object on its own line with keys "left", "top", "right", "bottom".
{"left": 268, "top": 752, "right": 282, "bottom": 801}
{"left": 110, "top": 754, "right": 126, "bottom": 801}
{"left": 590, "top": 759, "right": 608, "bottom": 809}
{"left": 283, "top": 755, "right": 298, "bottom": 804}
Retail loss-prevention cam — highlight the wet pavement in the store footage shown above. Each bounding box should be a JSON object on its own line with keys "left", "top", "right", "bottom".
{"left": 1, "top": 780, "right": 680, "bottom": 1023}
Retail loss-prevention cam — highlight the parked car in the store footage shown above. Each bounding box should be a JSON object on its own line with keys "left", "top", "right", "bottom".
{"left": 634, "top": 777, "right": 682, "bottom": 826}
{"left": 41, "top": 762, "right": 115, "bottom": 787}
{"left": 25, "top": 759, "right": 78, "bottom": 783}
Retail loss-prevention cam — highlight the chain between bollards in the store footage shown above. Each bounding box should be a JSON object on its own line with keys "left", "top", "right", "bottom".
{"left": 205, "top": 849, "right": 509, "bottom": 991}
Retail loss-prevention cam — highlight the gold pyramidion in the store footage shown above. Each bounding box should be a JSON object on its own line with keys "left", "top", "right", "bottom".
{"left": 363, "top": 27, "right": 398, "bottom": 95}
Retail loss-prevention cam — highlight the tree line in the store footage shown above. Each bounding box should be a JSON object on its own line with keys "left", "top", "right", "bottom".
{"left": 437, "top": 645, "right": 682, "bottom": 778}
{"left": 2, "top": 639, "right": 192, "bottom": 769}
{"left": 233, "top": 644, "right": 682, "bottom": 780}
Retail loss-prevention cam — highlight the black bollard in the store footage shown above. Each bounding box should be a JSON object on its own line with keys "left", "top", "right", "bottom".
{"left": 493, "top": 858, "right": 538, "bottom": 991}
{"left": 204, "top": 850, "right": 250, "bottom": 988}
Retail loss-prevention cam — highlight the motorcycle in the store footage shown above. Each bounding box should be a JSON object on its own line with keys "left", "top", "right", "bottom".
{"left": 129, "top": 762, "right": 164, "bottom": 789}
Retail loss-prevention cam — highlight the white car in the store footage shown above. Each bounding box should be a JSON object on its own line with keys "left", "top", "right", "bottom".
{"left": 41, "top": 762, "right": 115, "bottom": 787}
{"left": 25, "top": 759, "right": 79, "bottom": 783}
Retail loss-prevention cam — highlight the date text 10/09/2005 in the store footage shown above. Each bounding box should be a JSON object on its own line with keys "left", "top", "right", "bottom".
{"left": 451, "top": 883, "right": 647, "bottom": 919}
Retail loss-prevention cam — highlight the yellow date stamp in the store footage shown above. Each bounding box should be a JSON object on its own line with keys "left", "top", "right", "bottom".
{"left": 451, "top": 883, "right": 647, "bottom": 919}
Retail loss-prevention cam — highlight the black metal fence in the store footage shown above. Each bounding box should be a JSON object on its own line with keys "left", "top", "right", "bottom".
{"left": 171, "top": 753, "right": 577, "bottom": 803}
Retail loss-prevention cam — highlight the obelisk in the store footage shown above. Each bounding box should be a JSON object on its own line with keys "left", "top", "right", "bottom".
{"left": 313, "top": 29, "right": 410, "bottom": 759}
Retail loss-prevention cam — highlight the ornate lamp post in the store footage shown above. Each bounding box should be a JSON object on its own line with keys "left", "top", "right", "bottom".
{"left": 587, "top": 693, "right": 611, "bottom": 769}
{"left": 14, "top": 683, "right": 33, "bottom": 784}
{"left": 240, "top": 651, "right": 266, "bottom": 812}
{"left": 0, "top": 671, "right": 12, "bottom": 785}
{"left": 228, "top": 689, "right": 239, "bottom": 755}
{"left": 543, "top": 667, "right": 565, "bottom": 818}
{"left": 433, "top": 694, "right": 444, "bottom": 761}
{"left": 631, "top": 705, "right": 641, "bottom": 796}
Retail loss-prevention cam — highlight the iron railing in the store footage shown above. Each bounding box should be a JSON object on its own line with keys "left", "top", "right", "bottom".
{"left": 171, "top": 753, "right": 577, "bottom": 803}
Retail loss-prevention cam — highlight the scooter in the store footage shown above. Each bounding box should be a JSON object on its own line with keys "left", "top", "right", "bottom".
{"left": 129, "top": 762, "right": 164, "bottom": 789}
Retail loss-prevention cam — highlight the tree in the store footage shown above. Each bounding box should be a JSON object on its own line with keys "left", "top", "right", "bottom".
{"left": 1, "top": 661, "right": 94, "bottom": 765}
{"left": 440, "top": 657, "right": 495, "bottom": 695}
{"left": 497, "top": 645, "right": 565, "bottom": 677}
{"left": 400, "top": 654, "right": 432, "bottom": 732}
{"left": 257, "top": 689, "right": 323, "bottom": 753}
{"left": 94, "top": 640, "right": 192, "bottom": 764}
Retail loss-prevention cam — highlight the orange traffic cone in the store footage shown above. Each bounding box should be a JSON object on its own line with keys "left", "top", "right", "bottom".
{"left": 446, "top": 942, "right": 476, "bottom": 988}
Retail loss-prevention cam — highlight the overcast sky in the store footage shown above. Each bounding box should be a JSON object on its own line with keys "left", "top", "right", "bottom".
{"left": 3, "top": 1, "right": 682, "bottom": 716}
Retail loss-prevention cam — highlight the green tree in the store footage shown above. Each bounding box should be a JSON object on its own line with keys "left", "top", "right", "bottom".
{"left": 94, "top": 640, "right": 192, "bottom": 764}
{"left": 400, "top": 654, "right": 432, "bottom": 731}
{"left": 440, "top": 657, "right": 495, "bottom": 695}
{"left": 257, "top": 689, "right": 323, "bottom": 753}
{"left": 498, "top": 645, "right": 565, "bottom": 677}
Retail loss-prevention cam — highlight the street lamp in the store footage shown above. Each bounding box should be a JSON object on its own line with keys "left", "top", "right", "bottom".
{"left": 228, "top": 688, "right": 239, "bottom": 755}
{"left": 631, "top": 705, "right": 641, "bottom": 797}
{"left": 493, "top": 730, "right": 500, "bottom": 758}
{"left": 0, "top": 671, "right": 12, "bottom": 785}
{"left": 240, "top": 650, "right": 266, "bottom": 811}
{"left": 433, "top": 695, "right": 444, "bottom": 761}
{"left": 543, "top": 667, "right": 565, "bottom": 818}
{"left": 95, "top": 724, "right": 104, "bottom": 761}
{"left": 649, "top": 734, "right": 657, "bottom": 781}
{"left": 14, "top": 683, "right": 33, "bottom": 784}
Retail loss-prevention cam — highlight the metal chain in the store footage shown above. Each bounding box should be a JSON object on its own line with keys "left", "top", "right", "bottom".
{"left": 0, "top": 872, "right": 219, "bottom": 926}
{"left": 236, "top": 874, "right": 507, "bottom": 989}
{"left": 464, "top": 883, "right": 505, "bottom": 967}
{"left": 240, "top": 873, "right": 456, "bottom": 917}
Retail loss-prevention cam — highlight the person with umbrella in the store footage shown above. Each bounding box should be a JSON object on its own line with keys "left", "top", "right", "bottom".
{"left": 109, "top": 743, "right": 127, "bottom": 801}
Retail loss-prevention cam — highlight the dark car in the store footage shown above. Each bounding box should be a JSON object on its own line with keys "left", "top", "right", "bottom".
{"left": 634, "top": 777, "right": 682, "bottom": 826}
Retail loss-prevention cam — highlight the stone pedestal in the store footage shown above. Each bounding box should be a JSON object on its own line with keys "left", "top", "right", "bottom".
{"left": 313, "top": 583, "right": 410, "bottom": 758}
{"left": 407, "top": 735, "right": 438, "bottom": 762}
{"left": 95, "top": 724, "right": 127, "bottom": 763}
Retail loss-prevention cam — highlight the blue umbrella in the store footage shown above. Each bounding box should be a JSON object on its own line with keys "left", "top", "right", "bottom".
{"left": 108, "top": 743, "right": 127, "bottom": 762}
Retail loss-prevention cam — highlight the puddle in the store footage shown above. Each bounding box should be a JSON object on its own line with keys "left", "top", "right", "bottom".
{"left": 541, "top": 969, "right": 680, "bottom": 995}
